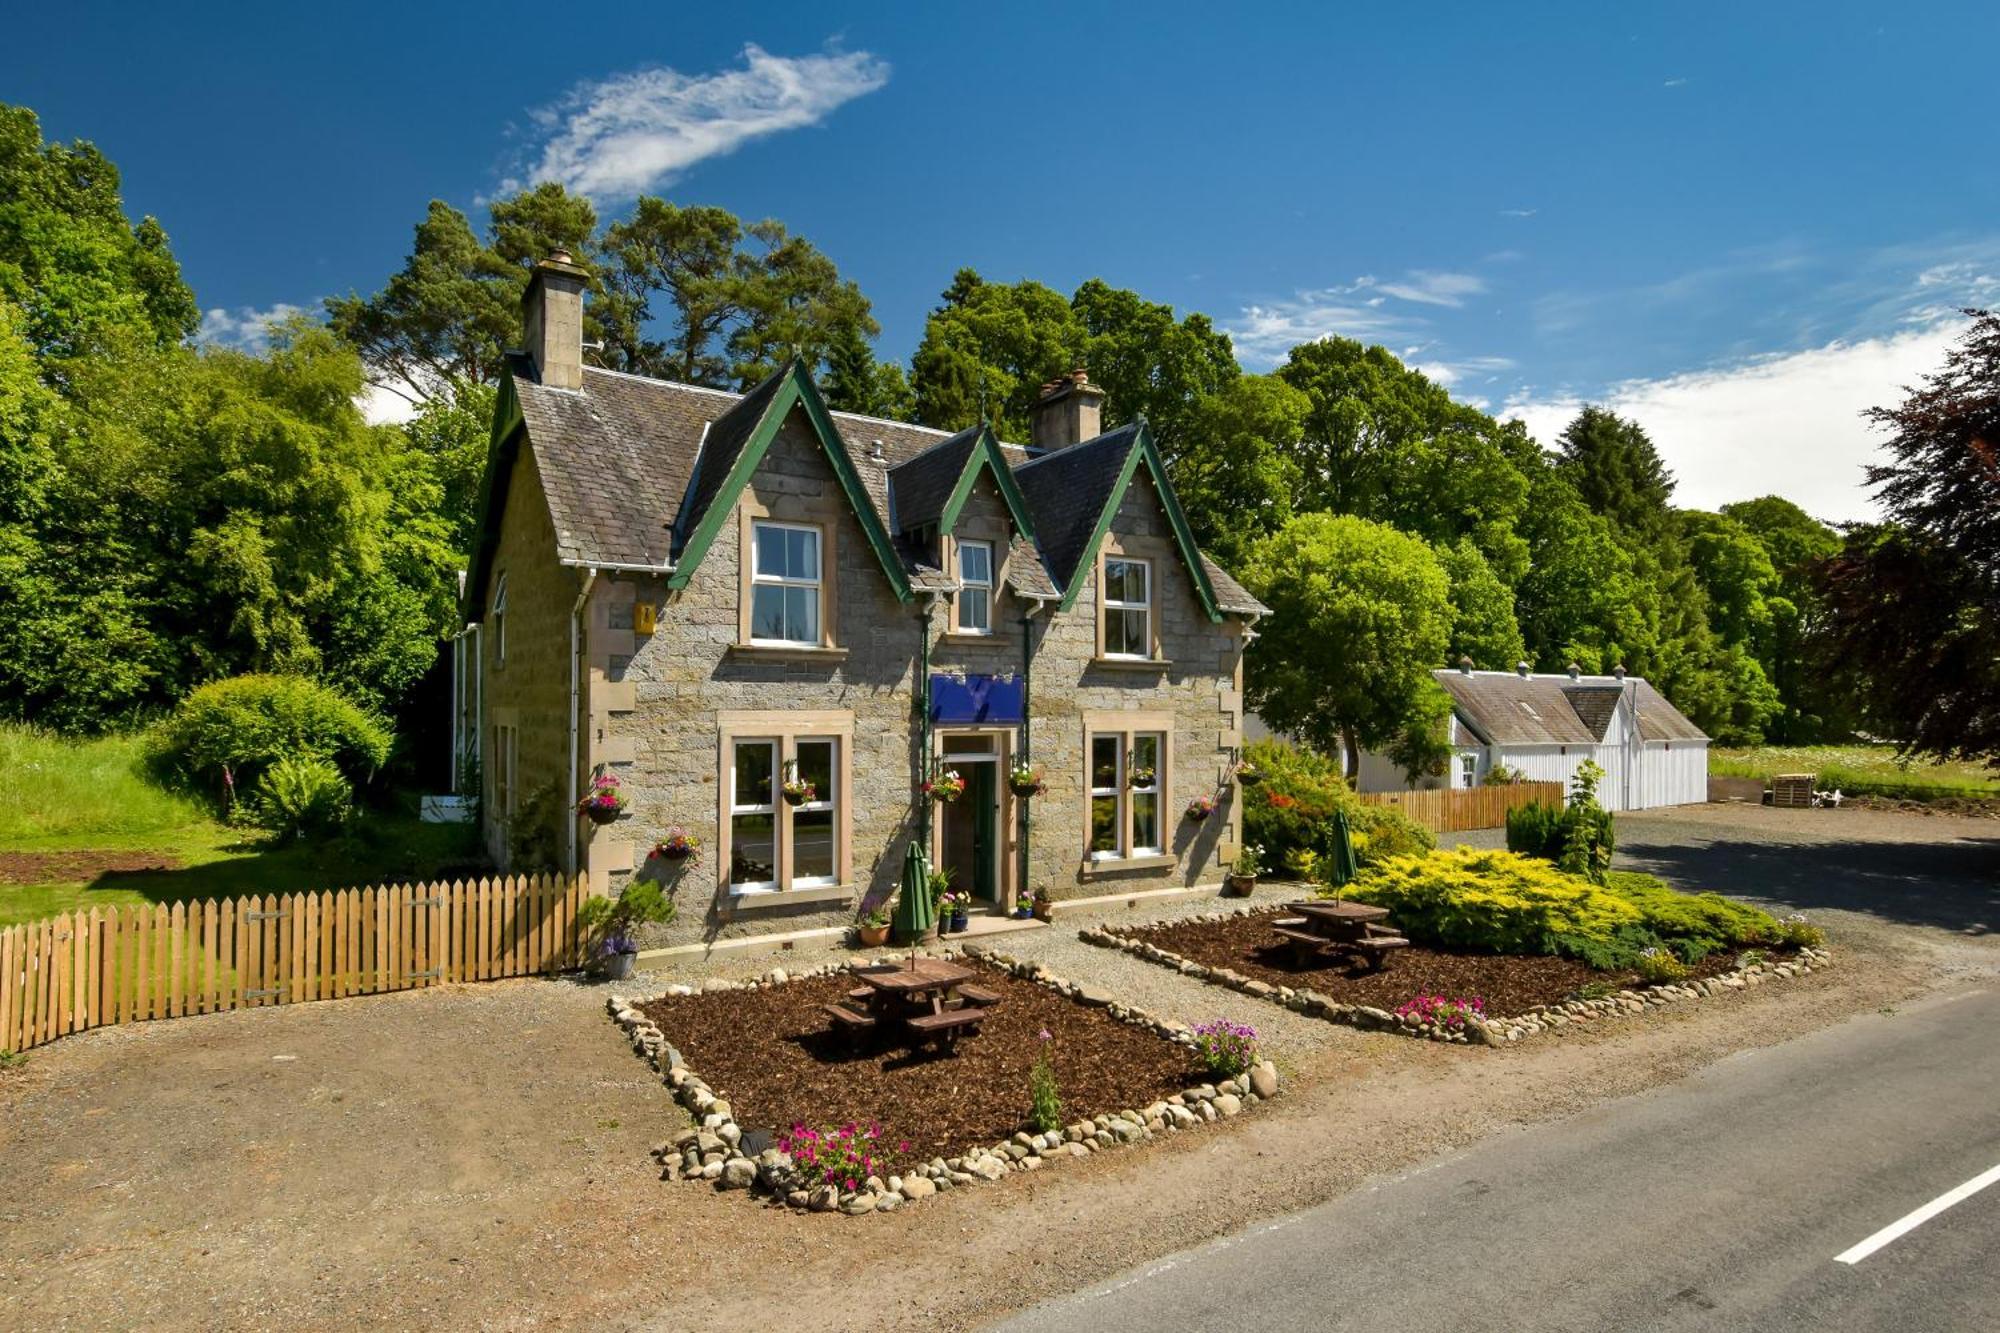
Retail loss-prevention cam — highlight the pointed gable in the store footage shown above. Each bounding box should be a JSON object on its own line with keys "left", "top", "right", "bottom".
{"left": 887, "top": 423, "right": 1038, "bottom": 544}
{"left": 1013, "top": 422, "right": 1224, "bottom": 621}
{"left": 665, "top": 360, "right": 912, "bottom": 600}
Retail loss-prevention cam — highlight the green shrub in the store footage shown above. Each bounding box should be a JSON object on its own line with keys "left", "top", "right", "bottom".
{"left": 1773, "top": 913, "right": 1825, "bottom": 949}
{"left": 145, "top": 674, "right": 392, "bottom": 803}
{"left": 1633, "top": 947, "right": 1691, "bottom": 985}
{"left": 1345, "top": 848, "right": 1780, "bottom": 971}
{"left": 1505, "top": 801, "right": 1564, "bottom": 858}
{"left": 252, "top": 756, "right": 354, "bottom": 841}
{"left": 1240, "top": 739, "right": 1434, "bottom": 874}
{"left": 1029, "top": 1041, "right": 1063, "bottom": 1134}
{"left": 1503, "top": 763, "right": 1615, "bottom": 884}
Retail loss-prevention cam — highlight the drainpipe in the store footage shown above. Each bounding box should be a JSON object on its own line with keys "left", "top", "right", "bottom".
{"left": 567, "top": 567, "right": 600, "bottom": 881}
{"left": 917, "top": 595, "right": 940, "bottom": 864}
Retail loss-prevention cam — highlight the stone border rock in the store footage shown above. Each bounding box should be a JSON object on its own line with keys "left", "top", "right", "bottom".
{"left": 1080, "top": 908, "right": 1834, "bottom": 1046}
{"left": 604, "top": 944, "right": 1280, "bottom": 1216}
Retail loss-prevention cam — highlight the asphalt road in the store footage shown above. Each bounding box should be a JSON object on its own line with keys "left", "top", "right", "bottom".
{"left": 997, "top": 984, "right": 2000, "bottom": 1333}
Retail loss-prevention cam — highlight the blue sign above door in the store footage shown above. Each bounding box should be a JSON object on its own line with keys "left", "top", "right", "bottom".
{"left": 929, "top": 673, "right": 1024, "bottom": 725}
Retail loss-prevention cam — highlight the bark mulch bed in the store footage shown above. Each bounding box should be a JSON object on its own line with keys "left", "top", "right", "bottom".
{"left": 635, "top": 961, "right": 1197, "bottom": 1169}
{"left": 0, "top": 849, "right": 183, "bottom": 886}
{"left": 1109, "top": 908, "right": 1767, "bottom": 1015}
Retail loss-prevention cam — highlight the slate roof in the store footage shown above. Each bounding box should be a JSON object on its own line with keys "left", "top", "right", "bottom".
{"left": 480, "top": 359, "right": 1265, "bottom": 617}
{"left": 1436, "top": 669, "right": 1707, "bottom": 746}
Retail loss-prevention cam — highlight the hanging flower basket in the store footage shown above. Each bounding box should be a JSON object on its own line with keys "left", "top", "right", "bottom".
{"left": 654, "top": 827, "right": 701, "bottom": 864}
{"left": 1234, "top": 761, "right": 1264, "bottom": 787}
{"left": 1007, "top": 765, "right": 1046, "bottom": 798}
{"left": 780, "top": 761, "right": 815, "bottom": 806}
{"left": 1184, "top": 794, "right": 1216, "bottom": 822}
{"left": 924, "top": 768, "right": 966, "bottom": 803}
{"left": 578, "top": 774, "right": 627, "bottom": 825}
{"left": 1127, "top": 765, "right": 1157, "bottom": 790}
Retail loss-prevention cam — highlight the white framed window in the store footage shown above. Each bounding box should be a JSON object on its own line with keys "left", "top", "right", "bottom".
{"left": 728, "top": 739, "right": 778, "bottom": 891}
{"left": 1089, "top": 734, "right": 1124, "bottom": 860}
{"left": 1103, "top": 557, "right": 1151, "bottom": 658}
{"left": 490, "top": 573, "right": 508, "bottom": 666}
{"left": 956, "top": 539, "right": 993, "bottom": 634}
{"left": 726, "top": 734, "right": 842, "bottom": 892}
{"left": 749, "top": 521, "right": 822, "bottom": 646}
{"left": 791, "top": 737, "right": 838, "bottom": 887}
{"left": 1130, "top": 732, "right": 1163, "bottom": 855}
{"left": 1459, "top": 753, "right": 1478, "bottom": 789}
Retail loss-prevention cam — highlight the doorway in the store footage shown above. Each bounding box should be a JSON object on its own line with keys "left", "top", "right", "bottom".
{"left": 936, "top": 735, "right": 1006, "bottom": 906}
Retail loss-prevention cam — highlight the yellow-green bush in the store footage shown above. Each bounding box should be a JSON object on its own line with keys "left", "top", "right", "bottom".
{"left": 1342, "top": 848, "right": 1781, "bottom": 969}
{"left": 1240, "top": 739, "right": 1434, "bottom": 872}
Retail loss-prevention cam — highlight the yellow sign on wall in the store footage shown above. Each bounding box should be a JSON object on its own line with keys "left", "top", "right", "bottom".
{"left": 633, "top": 602, "right": 657, "bottom": 635}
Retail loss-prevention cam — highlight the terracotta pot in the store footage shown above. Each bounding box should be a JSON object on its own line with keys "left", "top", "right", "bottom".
{"left": 857, "top": 923, "right": 891, "bottom": 947}
{"left": 1032, "top": 899, "right": 1054, "bottom": 922}
{"left": 1224, "top": 873, "right": 1256, "bottom": 897}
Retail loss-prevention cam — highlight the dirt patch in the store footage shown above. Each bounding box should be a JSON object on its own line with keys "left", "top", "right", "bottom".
{"left": 637, "top": 963, "right": 1196, "bottom": 1166}
{"left": 1110, "top": 909, "right": 1779, "bottom": 1015}
{"left": 1848, "top": 794, "right": 2000, "bottom": 818}
{"left": 0, "top": 848, "right": 183, "bottom": 885}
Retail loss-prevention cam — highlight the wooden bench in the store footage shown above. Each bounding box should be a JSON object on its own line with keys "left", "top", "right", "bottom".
{"left": 955, "top": 984, "right": 1002, "bottom": 1007}
{"left": 846, "top": 986, "right": 875, "bottom": 1003}
{"left": 905, "top": 1006, "right": 989, "bottom": 1048}
{"left": 821, "top": 1002, "right": 876, "bottom": 1030}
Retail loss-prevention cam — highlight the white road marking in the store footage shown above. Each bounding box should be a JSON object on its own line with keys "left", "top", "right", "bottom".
{"left": 1835, "top": 1161, "right": 2000, "bottom": 1264}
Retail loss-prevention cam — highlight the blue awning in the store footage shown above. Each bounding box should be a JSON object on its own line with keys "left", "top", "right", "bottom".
{"left": 929, "top": 673, "right": 1024, "bottom": 726}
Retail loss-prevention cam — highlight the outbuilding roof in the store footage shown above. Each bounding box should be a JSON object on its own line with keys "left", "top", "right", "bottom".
{"left": 1437, "top": 669, "right": 1707, "bottom": 746}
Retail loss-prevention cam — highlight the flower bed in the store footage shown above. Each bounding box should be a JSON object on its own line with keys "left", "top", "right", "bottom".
{"left": 1083, "top": 907, "right": 1832, "bottom": 1045}
{"left": 605, "top": 947, "right": 1280, "bottom": 1216}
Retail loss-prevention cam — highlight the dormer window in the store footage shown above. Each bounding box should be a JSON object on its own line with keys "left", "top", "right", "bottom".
{"left": 956, "top": 539, "right": 994, "bottom": 634}
{"left": 1102, "top": 557, "right": 1151, "bottom": 658}
{"left": 750, "top": 520, "right": 822, "bottom": 646}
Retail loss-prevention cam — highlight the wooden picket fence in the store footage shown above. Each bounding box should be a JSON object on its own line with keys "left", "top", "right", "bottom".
{"left": 0, "top": 874, "right": 586, "bottom": 1056}
{"left": 1358, "top": 781, "right": 1563, "bottom": 833}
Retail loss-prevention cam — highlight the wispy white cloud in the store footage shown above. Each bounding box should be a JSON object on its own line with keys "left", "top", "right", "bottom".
{"left": 1503, "top": 317, "right": 1969, "bottom": 522}
{"left": 1663, "top": 76, "right": 1689, "bottom": 88}
{"left": 1375, "top": 270, "right": 1486, "bottom": 308}
{"left": 1498, "top": 207, "right": 1538, "bottom": 219}
{"left": 499, "top": 44, "right": 890, "bottom": 202}
{"left": 197, "top": 302, "right": 311, "bottom": 353}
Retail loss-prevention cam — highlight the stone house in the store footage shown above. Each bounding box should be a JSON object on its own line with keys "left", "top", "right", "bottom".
{"left": 449, "top": 253, "right": 1267, "bottom": 952}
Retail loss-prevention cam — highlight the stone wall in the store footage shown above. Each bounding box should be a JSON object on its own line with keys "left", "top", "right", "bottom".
{"left": 480, "top": 447, "right": 580, "bottom": 869}
{"left": 578, "top": 409, "right": 1247, "bottom": 948}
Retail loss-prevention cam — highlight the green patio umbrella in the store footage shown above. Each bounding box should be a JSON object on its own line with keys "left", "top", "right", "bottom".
{"left": 893, "top": 840, "right": 937, "bottom": 945}
{"left": 1326, "top": 808, "right": 1360, "bottom": 900}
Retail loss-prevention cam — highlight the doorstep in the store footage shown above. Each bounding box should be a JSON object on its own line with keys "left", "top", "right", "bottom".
{"left": 950, "top": 910, "right": 1050, "bottom": 941}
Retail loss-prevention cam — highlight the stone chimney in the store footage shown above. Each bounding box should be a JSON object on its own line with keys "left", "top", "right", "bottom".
{"left": 1029, "top": 365, "right": 1106, "bottom": 450}
{"left": 1567, "top": 662, "right": 1582, "bottom": 680}
{"left": 522, "top": 250, "right": 588, "bottom": 389}
{"left": 1515, "top": 660, "right": 1532, "bottom": 679}
{"left": 1457, "top": 655, "right": 1474, "bottom": 675}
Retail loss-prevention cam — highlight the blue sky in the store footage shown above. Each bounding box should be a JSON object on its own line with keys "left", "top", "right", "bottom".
{"left": 9, "top": 1, "right": 1999, "bottom": 519}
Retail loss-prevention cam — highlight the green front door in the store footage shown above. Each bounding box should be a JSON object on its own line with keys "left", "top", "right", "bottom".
{"left": 968, "top": 762, "right": 999, "bottom": 903}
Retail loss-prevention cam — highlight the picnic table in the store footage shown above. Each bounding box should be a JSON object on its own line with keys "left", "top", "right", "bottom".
{"left": 1269, "top": 900, "right": 1410, "bottom": 970}
{"left": 821, "top": 958, "right": 1001, "bottom": 1050}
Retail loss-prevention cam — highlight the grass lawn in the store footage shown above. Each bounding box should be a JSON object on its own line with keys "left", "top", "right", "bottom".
{"left": 0, "top": 725, "right": 487, "bottom": 927}
{"left": 1708, "top": 744, "right": 2000, "bottom": 799}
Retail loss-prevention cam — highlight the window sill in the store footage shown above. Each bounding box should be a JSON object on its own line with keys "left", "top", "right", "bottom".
{"left": 1089, "top": 655, "right": 1171, "bottom": 671}
{"left": 722, "top": 883, "right": 853, "bottom": 914}
{"left": 1078, "top": 853, "right": 1177, "bottom": 876}
{"left": 940, "top": 631, "right": 1001, "bottom": 644}
{"left": 729, "top": 643, "right": 850, "bottom": 664}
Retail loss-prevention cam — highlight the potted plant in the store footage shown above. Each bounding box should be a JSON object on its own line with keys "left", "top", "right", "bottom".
{"left": 1127, "top": 764, "right": 1157, "bottom": 789}
{"left": 1184, "top": 794, "right": 1216, "bottom": 822}
{"left": 924, "top": 767, "right": 966, "bottom": 803}
{"left": 943, "top": 889, "right": 971, "bottom": 933}
{"left": 928, "top": 867, "right": 955, "bottom": 926}
{"left": 1225, "top": 843, "right": 1261, "bottom": 897}
{"left": 1007, "top": 763, "right": 1046, "bottom": 798}
{"left": 1233, "top": 759, "right": 1263, "bottom": 787}
{"left": 780, "top": 761, "right": 816, "bottom": 806}
{"left": 576, "top": 881, "right": 675, "bottom": 981}
{"left": 1011, "top": 895, "right": 1035, "bottom": 920}
{"left": 654, "top": 826, "right": 701, "bottom": 865}
{"left": 577, "top": 773, "right": 627, "bottom": 825}
{"left": 856, "top": 904, "right": 892, "bottom": 948}
{"left": 1031, "top": 887, "right": 1055, "bottom": 922}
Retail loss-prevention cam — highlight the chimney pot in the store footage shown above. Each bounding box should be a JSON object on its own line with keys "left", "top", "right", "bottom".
{"left": 1030, "top": 362, "right": 1107, "bottom": 451}
{"left": 1567, "top": 662, "right": 1581, "bottom": 680}
{"left": 1458, "top": 655, "right": 1474, "bottom": 675}
{"left": 1515, "top": 660, "right": 1532, "bottom": 678}
{"left": 1613, "top": 664, "right": 1628, "bottom": 680}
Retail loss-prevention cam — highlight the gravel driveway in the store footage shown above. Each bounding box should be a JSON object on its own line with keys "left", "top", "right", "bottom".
{"left": 2, "top": 803, "right": 1992, "bottom": 1332}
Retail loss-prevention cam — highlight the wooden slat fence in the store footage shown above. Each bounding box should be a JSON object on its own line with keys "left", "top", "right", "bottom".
{"left": 0, "top": 874, "right": 586, "bottom": 1057}
{"left": 1358, "top": 781, "right": 1564, "bottom": 833}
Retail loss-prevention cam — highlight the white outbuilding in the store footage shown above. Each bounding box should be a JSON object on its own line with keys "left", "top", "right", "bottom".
{"left": 1356, "top": 661, "right": 1709, "bottom": 812}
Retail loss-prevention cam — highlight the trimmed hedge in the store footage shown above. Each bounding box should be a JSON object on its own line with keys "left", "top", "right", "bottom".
{"left": 1240, "top": 738, "right": 1433, "bottom": 872}
{"left": 145, "top": 674, "right": 393, "bottom": 802}
{"left": 1344, "top": 848, "right": 1780, "bottom": 970}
